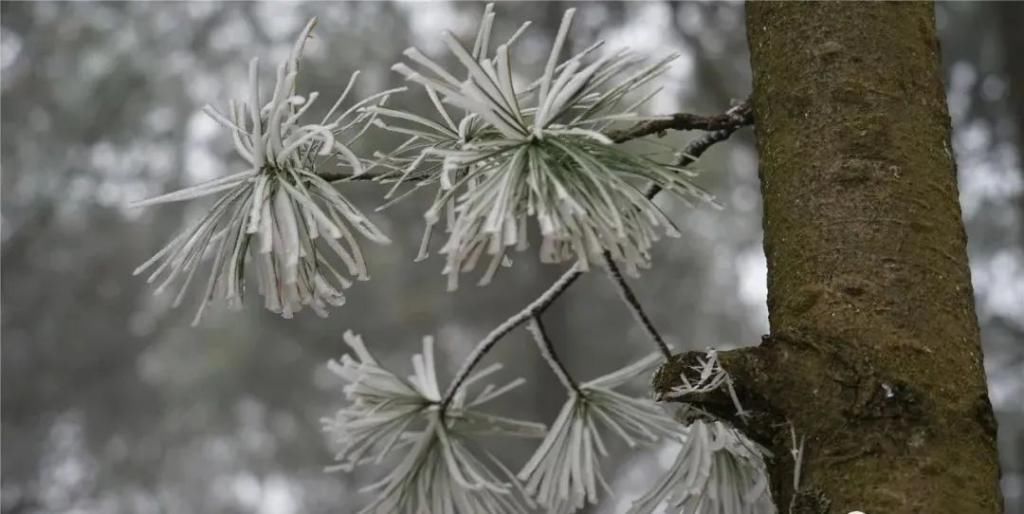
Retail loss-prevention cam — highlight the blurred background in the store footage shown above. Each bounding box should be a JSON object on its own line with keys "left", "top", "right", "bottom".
{"left": 1, "top": 2, "right": 1021, "bottom": 513}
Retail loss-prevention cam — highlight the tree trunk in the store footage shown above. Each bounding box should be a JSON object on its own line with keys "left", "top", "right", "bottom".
{"left": 748, "top": 2, "right": 1004, "bottom": 511}
{"left": 658, "top": 3, "right": 1003, "bottom": 512}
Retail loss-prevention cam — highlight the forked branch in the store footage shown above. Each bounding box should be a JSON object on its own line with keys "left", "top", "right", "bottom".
{"left": 607, "top": 100, "right": 753, "bottom": 144}
{"left": 439, "top": 99, "right": 754, "bottom": 415}
{"left": 526, "top": 315, "right": 583, "bottom": 395}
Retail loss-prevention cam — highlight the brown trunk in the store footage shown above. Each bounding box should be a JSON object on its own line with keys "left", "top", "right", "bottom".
{"left": 658, "top": 3, "right": 1003, "bottom": 513}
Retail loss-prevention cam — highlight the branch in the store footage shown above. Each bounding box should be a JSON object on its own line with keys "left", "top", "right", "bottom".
{"left": 322, "top": 170, "right": 435, "bottom": 183}
{"left": 438, "top": 99, "right": 753, "bottom": 415}
{"left": 526, "top": 315, "right": 583, "bottom": 395}
{"left": 601, "top": 252, "right": 673, "bottom": 360}
{"left": 674, "top": 99, "right": 753, "bottom": 165}
{"left": 607, "top": 100, "right": 753, "bottom": 144}
{"left": 645, "top": 98, "right": 754, "bottom": 198}
{"left": 319, "top": 100, "right": 753, "bottom": 182}
{"left": 439, "top": 266, "right": 583, "bottom": 413}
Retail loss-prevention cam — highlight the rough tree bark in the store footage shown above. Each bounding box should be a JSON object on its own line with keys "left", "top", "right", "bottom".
{"left": 657, "top": 3, "right": 1003, "bottom": 513}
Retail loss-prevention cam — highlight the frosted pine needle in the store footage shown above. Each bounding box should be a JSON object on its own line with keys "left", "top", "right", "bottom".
{"left": 358, "top": 412, "right": 535, "bottom": 514}
{"left": 322, "top": 331, "right": 429, "bottom": 471}
{"left": 660, "top": 350, "right": 749, "bottom": 421}
{"left": 627, "top": 421, "right": 775, "bottom": 514}
{"left": 376, "top": 3, "right": 716, "bottom": 290}
{"left": 518, "top": 352, "right": 681, "bottom": 513}
{"left": 322, "top": 331, "right": 544, "bottom": 513}
{"left": 130, "top": 18, "right": 392, "bottom": 323}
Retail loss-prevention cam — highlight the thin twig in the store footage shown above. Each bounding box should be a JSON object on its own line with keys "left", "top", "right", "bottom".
{"left": 440, "top": 267, "right": 583, "bottom": 413}
{"left": 644, "top": 98, "right": 754, "bottom": 198}
{"left": 526, "top": 315, "right": 583, "bottom": 395}
{"left": 601, "top": 252, "right": 673, "bottom": 360}
{"left": 322, "top": 172, "right": 381, "bottom": 181}
{"left": 321, "top": 170, "right": 435, "bottom": 183}
{"left": 607, "top": 101, "right": 753, "bottom": 144}
{"left": 675, "top": 100, "right": 752, "bottom": 167}
{"left": 438, "top": 100, "right": 754, "bottom": 415}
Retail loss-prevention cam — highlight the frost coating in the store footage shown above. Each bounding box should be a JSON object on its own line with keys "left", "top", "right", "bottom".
{"left": 373, "top": 3, "right": 716, "bottom": 290}
{"left": 628, "top": 420, "right": 775, "bottom": 514}
{"left": 130, "top": 19, "right": 392, "bottom": 322}
{"left": 322, "top": 331, "right": 544, "bottom": 514}
{"left": 518, "top": 352, "right": 682, "bottom": 513}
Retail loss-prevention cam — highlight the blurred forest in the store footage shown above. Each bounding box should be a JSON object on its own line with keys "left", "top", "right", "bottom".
{"left": 1, "top": 2, "right": 1021, "bottom": 513}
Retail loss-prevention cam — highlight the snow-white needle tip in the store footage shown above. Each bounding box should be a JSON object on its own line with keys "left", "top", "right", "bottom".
{"left": 130, "top": 19, "right": 389, "bottom": 322}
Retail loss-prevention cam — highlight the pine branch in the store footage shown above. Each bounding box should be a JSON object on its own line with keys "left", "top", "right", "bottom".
{"left": 606, "top": 100, "right": 753, "bottom": 144}
{"left": 440, "top": 267, "right": 583, "bottom": 413}
{"left": 318, "top": 101, "right": 753, "bottom": 182}
{"left": 322, "top": 170, "right": 433, "bottom": 183}
{"left": 644, "top": 98, "right": 753, "bottom": 198}
{"left": 438, "top": 100, "right": 753, "bottom": 417}
{"left": 602, "top": 252, "right": 673, "bottom": 360}
{"left": 526, "top": 315, "right": 583, "bottom": 395}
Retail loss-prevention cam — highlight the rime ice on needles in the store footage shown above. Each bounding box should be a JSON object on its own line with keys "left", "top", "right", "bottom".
{"left": 518, "top": 352, "right": 681, "bottom": 513}
{"left": 376, "top": 4, "right": 716, "bottom": 289}
{"left": 357, "top": 412, "right": 535, "bottom": 514}
{"left": 322, "top": 331, "right": 544, "bottom": 514}
{"left": 660, "top": 350, "right": 749, "bottom": 420}
{"left": 627, "top": 421, "right": 775, "bottom": 514}
{"left": 627, "top": 351, "right": 774, "bottom": 514}
{"left": 130, "top": 19, "right": 392, "bottom": 323}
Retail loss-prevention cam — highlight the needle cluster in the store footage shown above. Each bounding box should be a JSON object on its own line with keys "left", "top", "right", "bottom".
{"left": 373, "top": 4, "right": 715, "bottom": 289}
{"left": 132, "top": 19, "right": 392, "bottom": 322}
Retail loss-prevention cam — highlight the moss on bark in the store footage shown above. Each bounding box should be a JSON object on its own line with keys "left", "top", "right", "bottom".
{"left": 657, "top": 3, "right": 1003, "bottom": 513}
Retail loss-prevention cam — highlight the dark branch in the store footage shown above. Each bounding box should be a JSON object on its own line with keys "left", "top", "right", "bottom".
{"left": 602, "top": 252, "right": 673, "bottom": 360}
{"left": 607, "top": 100, "right": 753, "bottom": 144}
{"left": 646, "top": 98, "right": 754, "bottom": 198}
{"left": 527, "top": 315, "right": 584, "bottom": 395}
{"left": 321, "top": 170, "right": 435, "bottom": 183}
